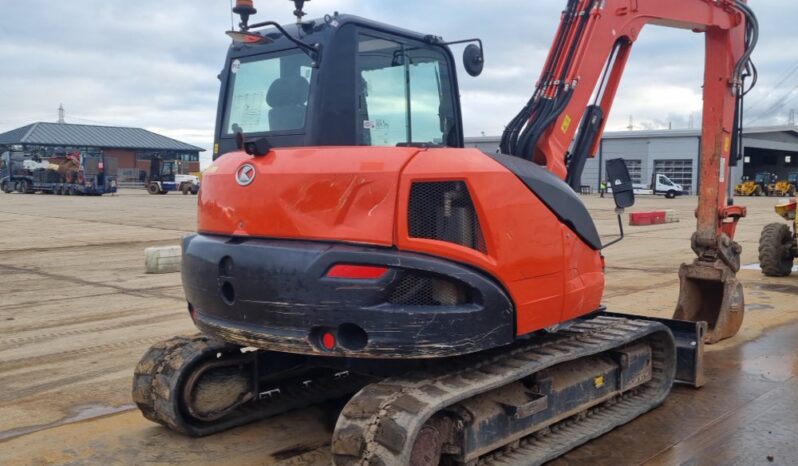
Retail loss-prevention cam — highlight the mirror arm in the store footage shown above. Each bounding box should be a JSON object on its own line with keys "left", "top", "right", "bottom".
{"left": 438, "top": 38, "right": 483, "bottom": 49}
{"left": 601, "top": 208, "right": 626, "bottom": 249}
{"left": 432, "top": 38, "right": 484, "bottom": 56}
{"left": 246, "top": 20, "right": 320, "bottom": 60}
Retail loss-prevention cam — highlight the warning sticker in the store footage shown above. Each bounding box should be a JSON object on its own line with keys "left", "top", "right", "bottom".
{"left": 231, "top": 59, "right": 241, "bottom": 74}
{"left": 561, "top": 115, "right": 572, "bottom": 133}
{"left": 720, "top": 157, "right": 726, "bottom": 183}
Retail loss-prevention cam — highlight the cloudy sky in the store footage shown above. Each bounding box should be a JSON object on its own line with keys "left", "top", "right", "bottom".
{"left": 1, "top": 0, "right": 797, "bottom": 167}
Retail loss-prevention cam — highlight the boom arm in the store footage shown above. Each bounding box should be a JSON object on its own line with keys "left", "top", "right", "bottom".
{"left": 501, "top": 0, "right": 757, "bottom": 343}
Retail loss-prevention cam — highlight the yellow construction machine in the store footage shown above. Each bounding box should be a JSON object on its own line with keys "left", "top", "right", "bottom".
{"left": 768, "top": 173, "right": 798, "bottom": 197}
{"left": 735, "top": 172, "right": 773, "bottom": 196}
{"left": 759, "top": 199, "right": 797, "bottom": 276}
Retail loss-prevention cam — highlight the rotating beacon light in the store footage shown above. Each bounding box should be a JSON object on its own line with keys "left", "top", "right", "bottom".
{"left": 233, "top": 0, "right": 257, "bottom": 29}
{"left": 228, "top": 0, "right": 273, "bottom": 44}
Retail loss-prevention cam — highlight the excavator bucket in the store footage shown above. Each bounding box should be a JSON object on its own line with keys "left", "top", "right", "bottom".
{"left": 673, "top": 261, "right": 744, "bottom": 344}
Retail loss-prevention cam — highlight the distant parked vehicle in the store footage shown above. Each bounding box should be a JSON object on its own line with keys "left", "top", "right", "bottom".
{"left": 609, "top": 172, "right": 684, "bottom": 199}
{"left": 735, "top": 172, "right": 773, "bottom": 196}
{"left": 0, "top": 150, "right": 117, "bottom": 196}
{"left": 146, "top": 156, "right": 199, "bottom": 195}
{"left": 768, "top": 172, "right": 798, "bottom": 197}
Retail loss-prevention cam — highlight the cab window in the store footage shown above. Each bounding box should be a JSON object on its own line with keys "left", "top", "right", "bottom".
{"left": 224, "top": 50, "right": 314, "bottom": 135}
{"left": 357, "top": 34, "right": 457, "bottom": 147}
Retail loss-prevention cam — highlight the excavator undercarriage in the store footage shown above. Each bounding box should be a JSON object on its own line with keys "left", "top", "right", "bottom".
{"left": 134, "top": 315, "right": 704, "bottom": 464}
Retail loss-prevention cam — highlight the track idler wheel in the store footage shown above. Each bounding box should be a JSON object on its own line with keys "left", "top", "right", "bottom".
{"left": 409, "top": 417, "right": 452, "bottom": 466}
{"left": 132, "top": 334, "right": 255, "bottom": 436}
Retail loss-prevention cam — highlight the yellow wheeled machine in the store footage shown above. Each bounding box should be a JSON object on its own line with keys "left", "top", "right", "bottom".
{"left": 736, "top": 172, "right": 773, "bottom": 196}
{"left": 759, "top": 199, "right": 798, "bottom": 276}
{"left": 768, "top": 173, "right": 798, "bottom": 197}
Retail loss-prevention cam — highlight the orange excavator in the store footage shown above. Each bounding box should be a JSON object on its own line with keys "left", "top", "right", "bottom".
{"left": 133, "top": 0, "right": 757, "bottom": 463}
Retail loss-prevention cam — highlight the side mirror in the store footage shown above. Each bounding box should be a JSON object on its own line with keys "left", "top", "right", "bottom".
{"left": 606, "top": 158, "right": 635, "bottom": 209}
{"left": 463, "top": 44, "right": 484, "bottom": 77}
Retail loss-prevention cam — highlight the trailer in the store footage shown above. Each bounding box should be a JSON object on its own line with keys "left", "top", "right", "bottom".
{"left": 0, "top": 151, "right": 118, "bottom": 196}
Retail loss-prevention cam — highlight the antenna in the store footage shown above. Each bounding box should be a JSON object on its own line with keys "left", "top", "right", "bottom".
{"left": 58, "top": 104, "right": 65, "bottom": 124}
{"left": 627, "top": 115, "right": 634, "bottom": 131}
{"left": 290, "top": 0, "right": 310, "bottom": 24}
{"left": 790, "top": 109, "right": 796, "bottom": 126}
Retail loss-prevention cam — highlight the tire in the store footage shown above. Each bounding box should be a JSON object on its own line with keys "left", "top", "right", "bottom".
{"left": 665, "top": 190, "right": 676, "bottom": 199}
{"left": 19, "top": 180, "right": 32, "bottom": 194}
{"left": 181, "top": 184, "right": 190, "bottom": 195}
{"left": 758, "top": 223, "right": 795, "bottom": 277}
{"left": 147, "top": 182, "right": 161, "bottom": 195}
{"left": 191, "top": 185, "right": 199, "bottom": 195}
{"left": 754, "top": 186, "right": 762, "bottom": 196}
{"left": 1, "top": 180, "right": 11, "bottom": 194}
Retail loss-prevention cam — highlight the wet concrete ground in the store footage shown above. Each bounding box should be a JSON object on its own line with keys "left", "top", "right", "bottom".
{"left": 0, "top": 190, "right": 796, "bottom": 465}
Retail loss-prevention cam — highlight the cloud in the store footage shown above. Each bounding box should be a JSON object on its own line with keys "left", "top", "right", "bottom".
{"left": 0, "top": 0, "right": 795, "bottom": 167}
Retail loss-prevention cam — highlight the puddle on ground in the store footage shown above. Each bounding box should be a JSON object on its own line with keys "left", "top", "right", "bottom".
{"left": 750, "top": 282, "right": 798, "bottom": 295}
{"left": 739, "top": 353, "right": 798, "bottom": 383}
{"left": 741, "top": 263, "right": 798, "bottom": 272}
{"left": 745, "top": 303, "right": 775, "bottom": 311}
{"left": 0, "top": 403, "right": 134, "bottom": 441}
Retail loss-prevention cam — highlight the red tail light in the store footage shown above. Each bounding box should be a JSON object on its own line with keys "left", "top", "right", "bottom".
{"left": 326, "top": 264, "right": 389, "bottom": 280}
{"left": 321, "top": 332, "right": 336, "bottom": 351}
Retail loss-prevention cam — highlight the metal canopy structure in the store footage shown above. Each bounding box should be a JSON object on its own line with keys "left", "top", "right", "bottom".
{"left": 0, "top": 122, "right": 204, "bottom": 152}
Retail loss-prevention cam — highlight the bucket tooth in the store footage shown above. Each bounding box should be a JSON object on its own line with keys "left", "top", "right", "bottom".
{"left": 673, "top": 261, "right": 744, "bottom": 344}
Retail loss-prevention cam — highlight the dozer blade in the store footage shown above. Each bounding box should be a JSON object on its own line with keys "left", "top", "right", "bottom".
{"left": 673, "top": 261, "right": 744, "bottom": 344}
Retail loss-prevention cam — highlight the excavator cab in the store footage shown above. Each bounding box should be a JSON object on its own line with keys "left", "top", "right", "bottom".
{"left": 213, "top": 13, "right": 475, "bottom": 159}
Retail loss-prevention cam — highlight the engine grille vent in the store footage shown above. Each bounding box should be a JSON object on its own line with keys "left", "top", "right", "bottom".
{"left": 388, "top": 273, "right": 469, "bottom": 306}
{"left": 408, "top": 181, "right": 487, "bottom": 253}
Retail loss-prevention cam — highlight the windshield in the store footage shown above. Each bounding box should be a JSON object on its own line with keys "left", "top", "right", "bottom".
{"left": 357, "top": 34, "right": 457, "bottom": 146}
{"left": 224, "top": 50, "right": 313, "bottom": 135}
{"left": 755, "top": 173, "right": 769, "bottom": 182}
{"left": 659, "top": 175, "right": 674, "bottom": 186}
{"left": 162, "top": 161, "right": 176, "bottom": 177}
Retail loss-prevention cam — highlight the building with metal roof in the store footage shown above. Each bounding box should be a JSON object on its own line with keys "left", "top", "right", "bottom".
{"left": 466, "top": 126, "right": 798, "bottom": 195}
{"left": 0, "top": 122, "right": 205, "bottom": 182}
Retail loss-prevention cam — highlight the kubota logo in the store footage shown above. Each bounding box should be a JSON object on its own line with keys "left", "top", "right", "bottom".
{"left": 235, "top": 164, "right": 256, "bottom": 186}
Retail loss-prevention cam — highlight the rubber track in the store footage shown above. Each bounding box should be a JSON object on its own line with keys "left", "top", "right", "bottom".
{"left": 331, "top": 316, "right": 675, "bottom": 465}
{"left": 132, "top": 334, "right": 372, "bottom": 437}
